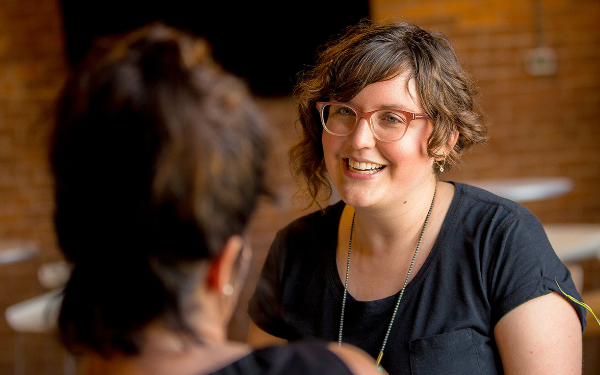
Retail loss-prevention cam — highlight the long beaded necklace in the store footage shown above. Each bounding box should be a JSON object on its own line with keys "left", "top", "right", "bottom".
{"left": 338, "top": 186, "right": 437, "bottom": 372}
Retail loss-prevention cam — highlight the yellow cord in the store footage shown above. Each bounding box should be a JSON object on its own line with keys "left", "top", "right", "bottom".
{"left": 555, "top": 278, "right": 600, "bottom": 326}
{"left": 375, "top": 352, "right": 384, "bottom": 372}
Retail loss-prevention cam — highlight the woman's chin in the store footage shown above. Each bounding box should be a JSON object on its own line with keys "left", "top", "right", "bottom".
{"left": 338, "top": 191, "right": 379, "bottom": 209}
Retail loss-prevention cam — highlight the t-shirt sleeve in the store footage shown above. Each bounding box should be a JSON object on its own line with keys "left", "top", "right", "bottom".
{"left": 487, "top": 211, "right": 587, "bottom": 331}
{"left": 248, "top": 228, "right": 291, "bottom": 338}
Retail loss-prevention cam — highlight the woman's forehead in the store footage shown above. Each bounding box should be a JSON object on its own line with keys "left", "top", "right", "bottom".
{"left": 347, "top": 71, "right": 423, "bottom": 111}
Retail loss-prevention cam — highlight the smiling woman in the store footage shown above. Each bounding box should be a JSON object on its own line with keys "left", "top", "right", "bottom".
{"left": 247, "top": 20, "right": 586, "bottom": 375}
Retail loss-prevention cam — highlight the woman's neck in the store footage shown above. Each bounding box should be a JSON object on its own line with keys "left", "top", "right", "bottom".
{"left": 336, "top": 180, "right": 455, "bottom": 301}
{"left": 350, "top": 180, "right": 439, "bottom": 256}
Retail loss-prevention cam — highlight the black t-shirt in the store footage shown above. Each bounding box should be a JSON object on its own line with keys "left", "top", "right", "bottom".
{"left": 209, "top": 342, "right": 353, "bottom": 375}
{"left": 248, "top": 182, "right": 587, "bottom": 375}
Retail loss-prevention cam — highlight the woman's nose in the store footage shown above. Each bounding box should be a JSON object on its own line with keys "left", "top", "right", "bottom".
{"left": 349, "top": 117, "right": 377, "bottom": 149}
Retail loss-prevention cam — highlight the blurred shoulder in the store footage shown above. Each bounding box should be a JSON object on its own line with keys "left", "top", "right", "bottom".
{"left": 236, "top": 342, "right": 373, "bottom": 375}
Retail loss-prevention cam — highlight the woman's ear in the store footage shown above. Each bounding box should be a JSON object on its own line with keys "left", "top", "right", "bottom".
{"left": 434, "top": 130, "right": 459, "bottom": 159}
{"left": 206, "top": 235, "right": 244, "bottom": 294}
{"left": 448, "top": 129, "right": 459, "bottom": 150}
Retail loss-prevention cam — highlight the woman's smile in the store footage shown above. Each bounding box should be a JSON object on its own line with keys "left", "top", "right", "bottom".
{"left": 345, "top": 158, "right": 386, "bottom": 175}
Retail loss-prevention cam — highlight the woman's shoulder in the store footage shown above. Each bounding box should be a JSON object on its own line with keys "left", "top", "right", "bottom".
{"left": 278, "top": 200, "right": 346, "bottom": 237}
{"left": 443, "top": 181, "right": 546, "bottom": 247}
{"left": 448, "top": 181, "right": 559, "bottom": 267}
{"left": 264, "top": 200, "right": 345, "bottom": 271}
{"left": 451, "top": 181, "right": 539, "bottom": 221}
{"left": 212, "top": 342, "right": 362, "bottom": 375}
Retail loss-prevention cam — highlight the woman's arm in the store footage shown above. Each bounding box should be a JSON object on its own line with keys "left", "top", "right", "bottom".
{"left": 494, "top": 292, "right": 582, "bottom": 375}
{"left": 247, "top": 320, "right": 287, "bottom": 347}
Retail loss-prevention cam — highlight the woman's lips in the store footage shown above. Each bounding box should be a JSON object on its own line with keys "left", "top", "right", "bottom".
{"left": 345, "top": 158, "right": 386, "bottom": 174}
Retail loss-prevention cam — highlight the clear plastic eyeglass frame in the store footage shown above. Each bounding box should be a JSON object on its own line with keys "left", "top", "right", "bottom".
{"left": 316, "top": 101, "right": 429, "bottom": 142}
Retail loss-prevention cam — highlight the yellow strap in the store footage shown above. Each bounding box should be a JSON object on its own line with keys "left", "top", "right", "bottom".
{"left": 375, "top": 352, "right": 384, "bottom": 372}
{"left": 555, "top": 278, "right": 600, "bottom": 326}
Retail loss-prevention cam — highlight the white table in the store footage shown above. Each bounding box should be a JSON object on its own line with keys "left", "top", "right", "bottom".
{"left": 5, "top": 289, "right": 63, "bottom": 333}
{"left": 544, "top": 224, "right": 600, "bottom": 263}
{"left": 466, "top": 177, "right": 574, "bottom": 202}
{"left": 0, "top": 242, "right": 38, "bottom": 265}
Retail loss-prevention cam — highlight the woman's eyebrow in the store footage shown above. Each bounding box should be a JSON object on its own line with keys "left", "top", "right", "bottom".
{"left": 344, "top": 100, "right": 417, "bottom": 112}
{"left": 378, "top": 103, "right": 413, "bottom": 111}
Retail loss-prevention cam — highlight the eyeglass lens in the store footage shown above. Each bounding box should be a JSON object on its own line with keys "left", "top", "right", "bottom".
{"left": 321, "top": 104, "right": 409, "bottom": 141}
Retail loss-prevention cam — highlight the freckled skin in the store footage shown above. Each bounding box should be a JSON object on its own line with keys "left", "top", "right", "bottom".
{"left": 321, "top": 72, "right": 434, "bottom": 210}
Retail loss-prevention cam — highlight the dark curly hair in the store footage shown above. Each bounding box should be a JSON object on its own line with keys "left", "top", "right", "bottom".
{"left": 51, "top": 23, "right": 269, "bottom": 356}
{"left": 291, "top": 20, "right": 487, "bottom": 204}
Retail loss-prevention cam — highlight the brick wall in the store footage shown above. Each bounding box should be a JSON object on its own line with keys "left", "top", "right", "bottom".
{"left": 0, "top": 0, "right": 66, "bottom": 373}
{"left": 0, "top": 0, "right": 599, "bottom": 373}
{"left": 370, "top": 0, "right": 600, "bottom": 223}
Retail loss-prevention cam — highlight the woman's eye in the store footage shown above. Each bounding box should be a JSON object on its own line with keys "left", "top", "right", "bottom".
{"left": 336, "top": 107, "right": 353, "bottom": 116}
{"left": 379, "top": 112, "right": 406, "bottom": 125}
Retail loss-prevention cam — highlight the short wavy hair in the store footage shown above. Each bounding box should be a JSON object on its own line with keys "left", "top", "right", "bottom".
{"left": 291, "top": 20, "right": 487, "bottom": 204}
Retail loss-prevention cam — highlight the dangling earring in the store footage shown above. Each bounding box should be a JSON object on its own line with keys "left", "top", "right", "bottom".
{"left": 435, "top": 152, "right": 447, "bottom": 173}
{"left": 222, "top": 283, "right": 234, "bottom": 296}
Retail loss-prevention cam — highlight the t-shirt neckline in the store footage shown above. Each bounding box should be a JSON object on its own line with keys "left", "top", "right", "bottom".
{"left": 324, "top": 182, "right": 462, "bottom": 309}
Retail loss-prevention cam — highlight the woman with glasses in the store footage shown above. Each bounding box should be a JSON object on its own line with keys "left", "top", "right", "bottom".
{"left": 51, "top": 23, "right": 383, "bottom": 375}
{"left": 248, "top": 20, "right": 586, "bottom": 374}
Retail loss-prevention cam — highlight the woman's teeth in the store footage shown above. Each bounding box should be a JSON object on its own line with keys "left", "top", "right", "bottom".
{"left": 347, "top": 159, "right": 385, "bottom": 174}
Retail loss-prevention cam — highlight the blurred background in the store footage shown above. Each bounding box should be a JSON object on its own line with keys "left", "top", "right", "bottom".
{"left": 0, "top": 0, "right": 599, "bottom": 373}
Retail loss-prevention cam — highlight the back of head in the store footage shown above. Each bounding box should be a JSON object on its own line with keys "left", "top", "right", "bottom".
{"left": 51, "top": 23, "right": 268, "bottom": 355}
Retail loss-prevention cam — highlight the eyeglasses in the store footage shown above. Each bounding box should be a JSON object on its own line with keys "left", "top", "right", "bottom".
{"left": 316, "top": 102, "right": 429, "bottom": 142}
